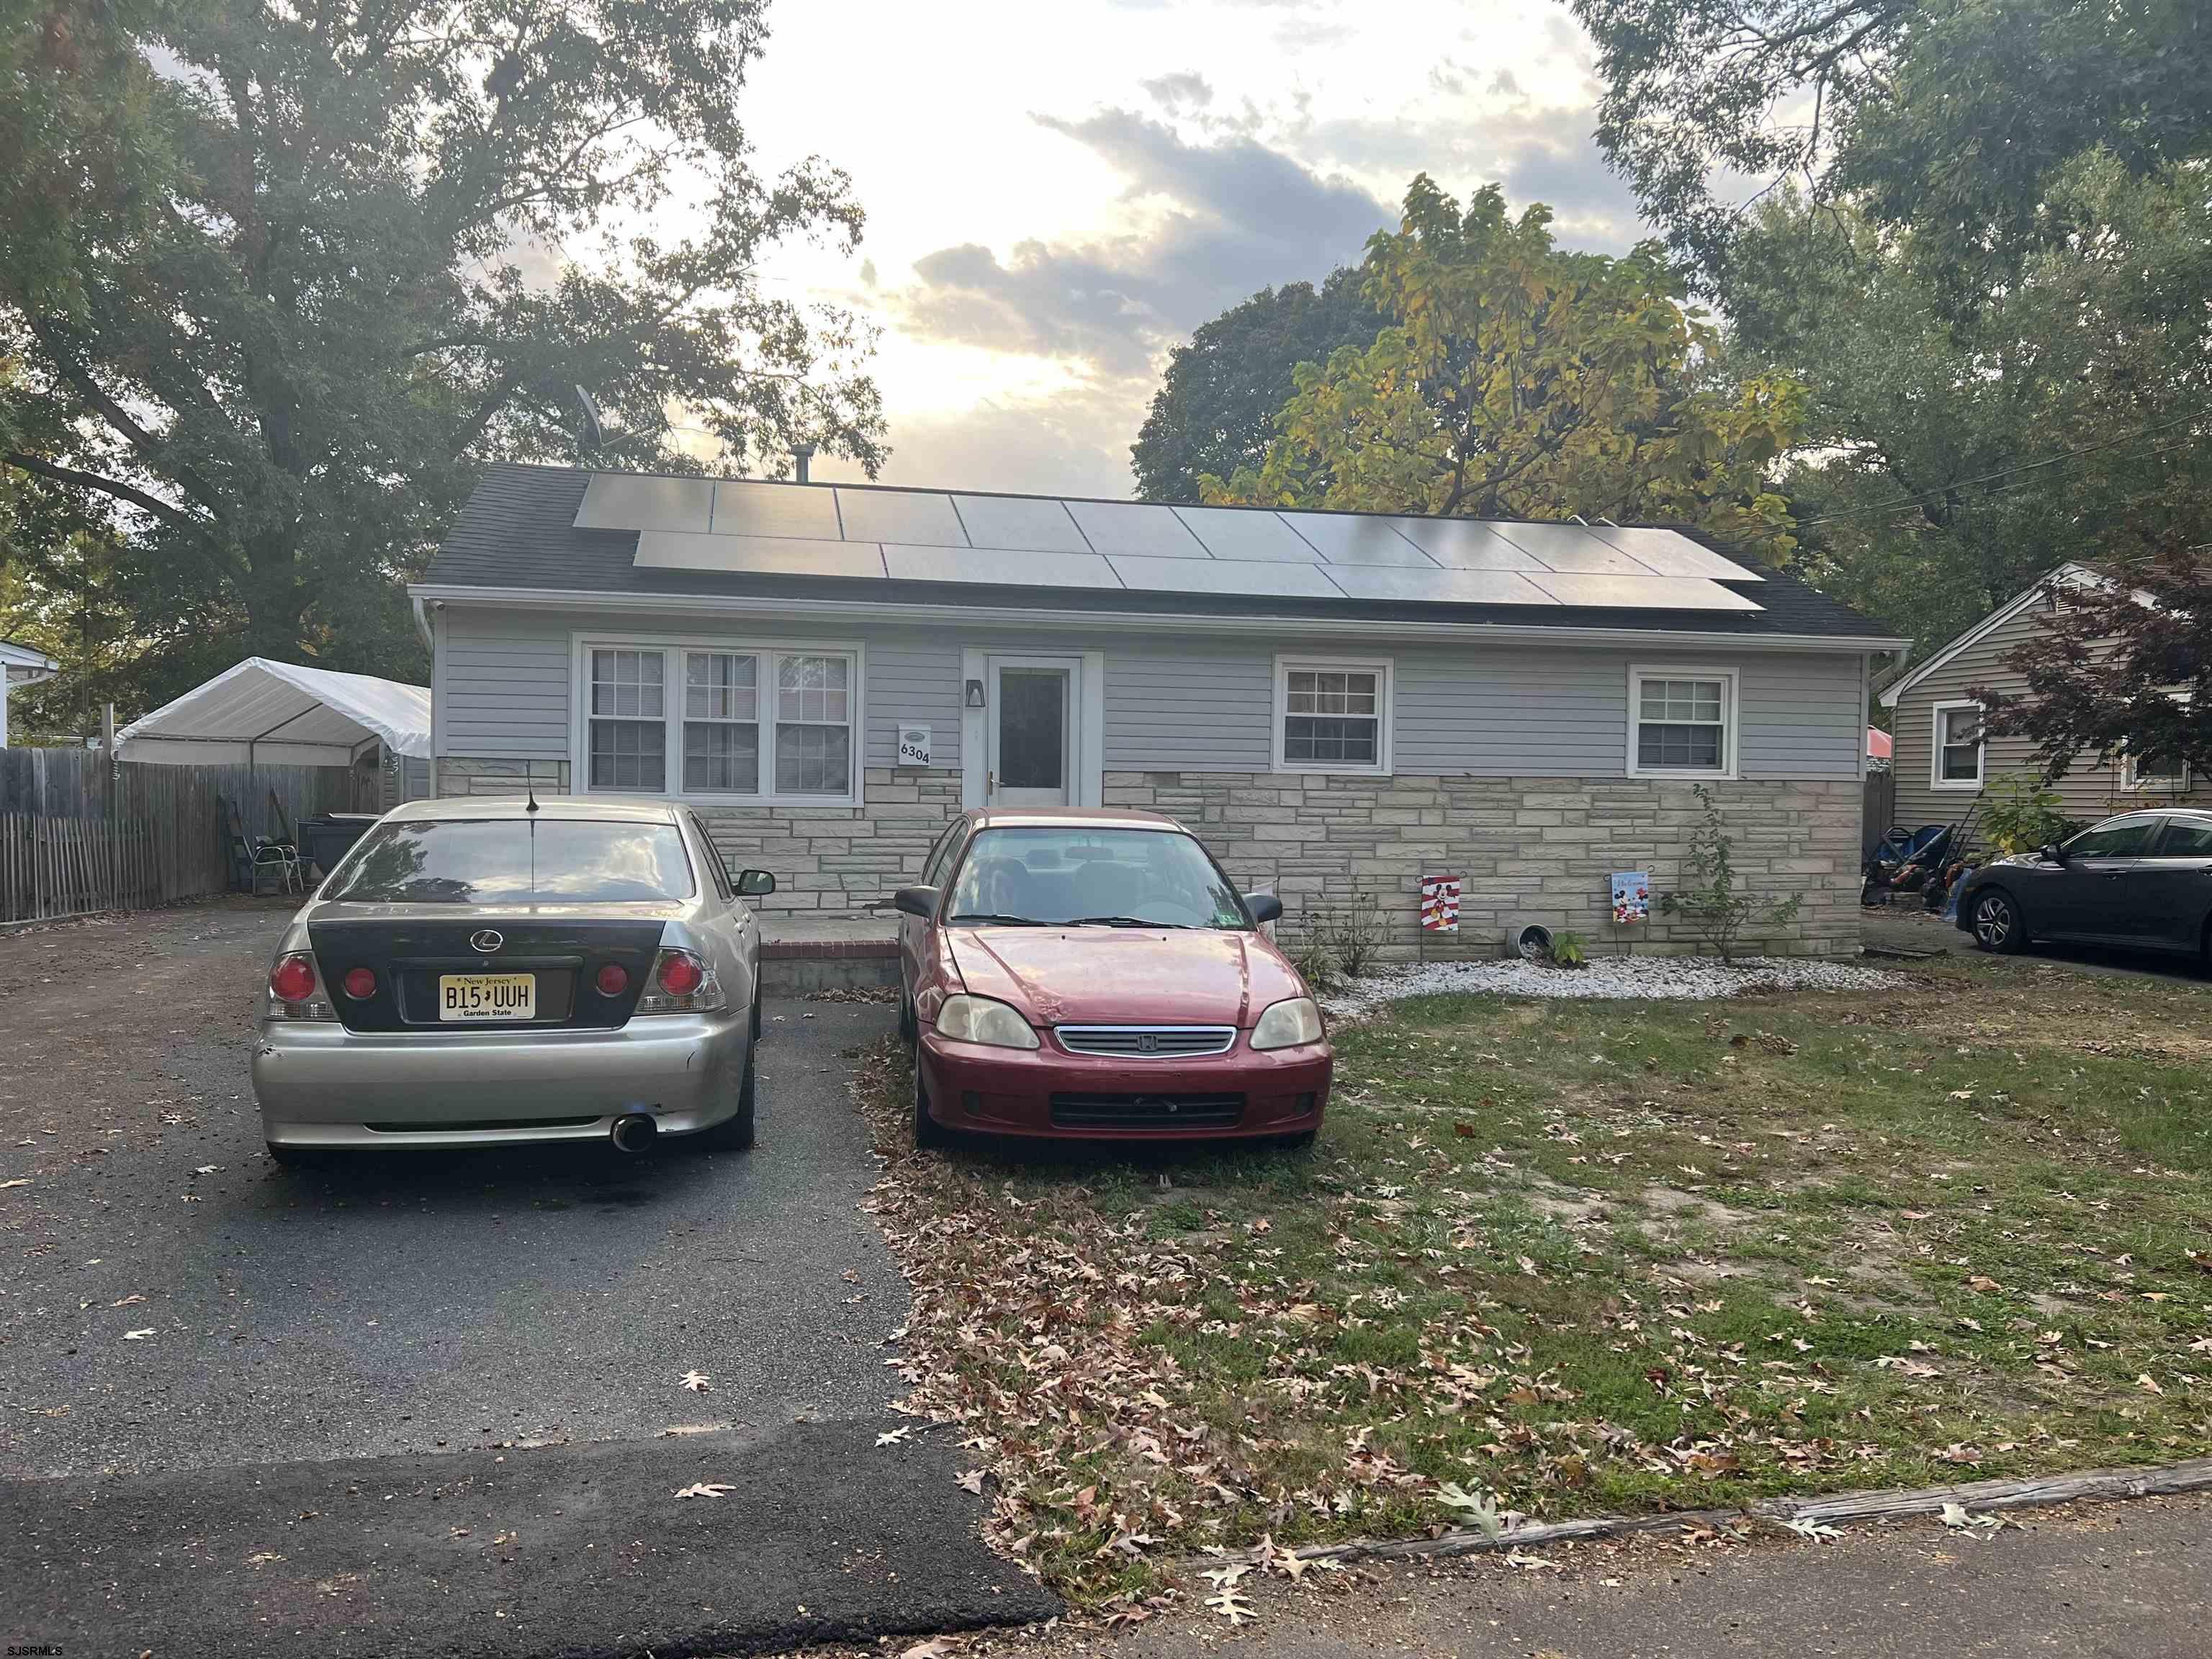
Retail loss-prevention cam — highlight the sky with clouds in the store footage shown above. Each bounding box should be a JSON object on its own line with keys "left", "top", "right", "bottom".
{"left": 732, "top": 0, "right": 1644, "bottom": 498}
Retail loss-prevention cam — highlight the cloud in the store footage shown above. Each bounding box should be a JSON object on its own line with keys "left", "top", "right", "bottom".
{"left": 1141, "top": 71, "right": 1214, "bottom": 112}
{"left": 817, "top": 378, "right": 1151, "bottom": 498}
{"left": 894, "top": 109, "right": 1387, "bottom": 376}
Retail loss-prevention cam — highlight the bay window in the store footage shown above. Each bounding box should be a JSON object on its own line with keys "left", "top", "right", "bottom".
{"left": 577, "top": 639, "right": 860, "bottom": 804}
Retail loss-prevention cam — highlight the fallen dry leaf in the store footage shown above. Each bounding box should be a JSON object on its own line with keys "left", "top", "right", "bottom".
{"left": 679, "top": 1370, "right": 710, "bottom": 1393}
{"left": 673, "top": 1483, "right": 734, "bottom": 1500}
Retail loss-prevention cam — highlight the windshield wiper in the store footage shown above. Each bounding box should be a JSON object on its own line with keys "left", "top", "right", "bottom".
{"left": 946, "top": 912, "right": 1046, "bottom": 927}
{"left": 1065, "top": 915, "right": 1193, "bottom": 929}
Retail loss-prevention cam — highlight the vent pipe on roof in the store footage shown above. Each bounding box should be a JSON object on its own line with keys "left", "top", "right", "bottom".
{"left": 793, "top": 443, "right": 814, "bottom": 485}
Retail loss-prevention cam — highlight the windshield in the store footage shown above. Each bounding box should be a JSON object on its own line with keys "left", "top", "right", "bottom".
{"left": 944, "top": 826, "right": 1251, "bottom": 928}
{"left": 324, "top": 819, "right": 696, "bottom": 904}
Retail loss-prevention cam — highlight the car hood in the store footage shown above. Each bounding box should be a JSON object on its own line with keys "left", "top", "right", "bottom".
{"left": 947, "top": 927, "right": 1305, "bottom": 1028}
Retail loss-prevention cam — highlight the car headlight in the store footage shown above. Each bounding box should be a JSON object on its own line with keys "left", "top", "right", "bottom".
{"left": 933, "top": 994, "right": 1040, "bottom": 1050}
{"left": 1251, "top": 996, "right": 1324, "bottom": 1051}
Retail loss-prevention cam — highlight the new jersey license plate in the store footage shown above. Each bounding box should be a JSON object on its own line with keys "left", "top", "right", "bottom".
{"left": 437, "top": 973, "right": 536, "bottom": 1022}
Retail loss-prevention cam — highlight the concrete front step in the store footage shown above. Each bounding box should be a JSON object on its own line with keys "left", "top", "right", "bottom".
{"left": 759, "top": 910, "right": 899, "bottom": 994}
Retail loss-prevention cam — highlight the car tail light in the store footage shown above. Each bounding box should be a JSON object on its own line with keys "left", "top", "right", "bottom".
{"left": 634, "top": 948, "right": 724, "bottom": 1015}
{"left": 266, "top": 952, "right": 334, "bottom": 1021}
{"left": 341, "top": 966, "right": 377, "bottom": 1000}
{"left": 595, "top": 962, "right": 630, "bottom": 997}
{"left": 656, "top": 951, "right": 704, "bottom": 997}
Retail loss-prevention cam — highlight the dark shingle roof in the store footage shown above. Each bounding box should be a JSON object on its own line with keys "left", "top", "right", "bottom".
{"left": 423, "top": 462, "right": 1895, "bottom": 642}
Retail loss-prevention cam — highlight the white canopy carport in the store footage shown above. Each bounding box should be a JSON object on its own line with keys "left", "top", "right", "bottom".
{"left": 116, "top": 657, "right": 431, "bottom": 768}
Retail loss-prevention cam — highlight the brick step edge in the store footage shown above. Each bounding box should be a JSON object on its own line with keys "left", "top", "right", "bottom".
{"left": 760, "top": 937, "right": 899, "bottom": 959}
{"left": 1208, "top": 1455, "right": 2212, "bottom": 1572}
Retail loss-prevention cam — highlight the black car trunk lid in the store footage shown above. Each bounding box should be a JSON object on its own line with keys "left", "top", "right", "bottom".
{"left": 306, "top": 916, "right": 668, "bottom": 1033}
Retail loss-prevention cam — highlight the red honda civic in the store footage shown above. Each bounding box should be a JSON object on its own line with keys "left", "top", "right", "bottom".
{"left": 894, "top": 809, "right": 1332, "bottom": 1146}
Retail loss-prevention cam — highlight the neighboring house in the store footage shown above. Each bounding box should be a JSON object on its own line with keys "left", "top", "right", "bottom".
{"left": 410, "top": 463, "right": 1907, "bottom": 956}
{"left": 1879, "top": 562, "right": 2206, "bottom": 832}
{"left": 0, "top": 637, "right": 60, "bottom": 748}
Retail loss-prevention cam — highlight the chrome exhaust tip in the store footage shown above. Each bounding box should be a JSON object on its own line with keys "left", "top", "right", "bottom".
{"left": 611, "top": 1112, "right": 657, "bottom": 1154}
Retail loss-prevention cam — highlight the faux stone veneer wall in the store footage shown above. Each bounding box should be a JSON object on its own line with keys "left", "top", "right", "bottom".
{"left": 434, "top": 759, "right": 1860, "bottom": 952}
{"left": 1105, "top": 772, "right": 1863, "bottom": 959}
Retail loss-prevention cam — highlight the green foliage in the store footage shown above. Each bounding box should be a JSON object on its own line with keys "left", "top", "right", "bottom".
{"left": 1977, "top": 773, "right": 2080, "bottom": 855}
{"left": 1549, "top": 930, "right": 1589, "bottom": 968}
{"left": 0, "top": 0, "right": 884, "bottom": 715}
{"left": 1284, "top": 930, "right": 1341, "bottom": 994}
{"left": 1658, "top": 785, "right": 1802, "bottom": 962}
{"left": 1130, "top": 270, "right": 1380, "bottom": 502}
{"left": 1202, "top": 178, "right": 1805, "bottom": 560}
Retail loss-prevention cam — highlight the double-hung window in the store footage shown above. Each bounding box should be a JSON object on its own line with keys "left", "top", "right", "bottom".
{"left": 1930, "top": 699, "right": 1984, "bottom": 790}
{"left": 580, "top": 640, "right": 860, "bottom": 804}
{"left": 1627, "top": 666, "right": 1737, "bottom": 778}
{"left": 1274, "top": 657, "right": 1392, "bottom": 773}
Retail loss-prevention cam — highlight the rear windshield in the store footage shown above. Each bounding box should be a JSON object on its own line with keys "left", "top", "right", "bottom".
{"left": 324, "top": 819, "right": 695, "bottom": 904}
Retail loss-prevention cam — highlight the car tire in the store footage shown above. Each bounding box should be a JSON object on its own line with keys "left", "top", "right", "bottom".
{"left": 264, "top": 1140, "right": 320, "bottom": 1169}
{"left": 1969, "top": 888, "right": 2028, "bottom": 954}
{"left": 1276, "top": 1129, "right": 1318, "bottom": 1152}
{"left": 750, "top": 989, "right": 763, "bottom": 1045}
{"left": 696, "top": 1050, "right": 757, "bottom": 1152}
{"left": 911, "top": 1035, "right": 947, "bottom": 1151}
{"left": 898, "top": 992, "right": 917, "bottom": 1043}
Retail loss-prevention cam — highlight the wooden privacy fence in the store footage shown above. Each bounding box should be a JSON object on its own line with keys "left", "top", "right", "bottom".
{"left": 0, "top": 748, "right": 364, "bottom": 925}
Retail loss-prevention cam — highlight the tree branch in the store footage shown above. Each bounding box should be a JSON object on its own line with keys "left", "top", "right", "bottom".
{"left": 4, "top": 452, "right": 200, "bottom": 529}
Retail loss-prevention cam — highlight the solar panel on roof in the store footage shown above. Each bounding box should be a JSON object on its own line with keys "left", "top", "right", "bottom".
{"left": 635, "top": 531, "right": 887, "bottom": 578}
{"left": 709, "top": 480, "right": 842, "bottom": 539}
{"left": 1170, "top": 506, "right": 1321, "bottom": 563}
{"left": 574, "top": 473, "right": 714, "bottom": 534}
{"left": 1064, "top": 500, "right": 1210, "bottom": 559}
{"left": 1322, "top": 566, "right": 1560, "bottom": 606}
{"left": 1491, "top": 526, "right": 1658, "bottom": 576}
{"left": 1524, "top": 572, "right": 1762, "bottom": 611}
{"left": 1388, "top": 516, "right": 1543, "bottom": 570}
{"left": 1586, "top": 526, "right": 1765, "bottom": 581}
{"left": 1280, "top": 514, "right": 1437, "bottom": 566}
{"left": 884, "top": 545, "right": 1122, "bottom": 590}
{"left": 1107, "top": 556, "right": 1339, "bottom": 598}
{"left": 950, "top": 494, "right": 1092, "bottom": 553}
{"left": 835, "top": 489, "right": 968, "bottom": 547}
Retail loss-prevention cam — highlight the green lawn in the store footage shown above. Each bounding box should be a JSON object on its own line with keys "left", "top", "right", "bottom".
{"left": 855, "top": 953, "right": 2212, "bottom": 1604}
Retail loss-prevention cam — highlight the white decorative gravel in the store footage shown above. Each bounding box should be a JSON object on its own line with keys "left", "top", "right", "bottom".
{"left": 1321, "top": 954, "right": 1901, "bottom": 1018}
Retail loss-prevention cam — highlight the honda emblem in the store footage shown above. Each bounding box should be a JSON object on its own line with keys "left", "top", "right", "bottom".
{"left": 1137, "top": 1032, "right": 1159, "bottom": 1053}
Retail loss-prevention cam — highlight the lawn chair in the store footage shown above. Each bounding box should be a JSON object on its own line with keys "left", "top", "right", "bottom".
{"left": 225, "top": 794, "right": 304, "bottom": 895}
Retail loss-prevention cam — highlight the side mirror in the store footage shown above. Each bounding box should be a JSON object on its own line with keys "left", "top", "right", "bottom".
{"left": 2039, "top": 843, "right": 2064, "bottom": 866}
{"left": 1246, "top": 893, "right": 1284, "bottom": 925}
{"left": 892, "top": 884, "right": 940, "bottom": 919}
{"left": 734, "top": 868, "right": 776, "bottom": 896}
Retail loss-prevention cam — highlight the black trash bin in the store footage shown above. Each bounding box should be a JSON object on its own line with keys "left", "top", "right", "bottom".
{"left": 298, "top": 813, "right": 382, "bottom": 881}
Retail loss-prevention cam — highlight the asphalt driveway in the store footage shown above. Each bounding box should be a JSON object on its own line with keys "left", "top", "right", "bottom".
{"left": 0, "top": 900, "right": 1051, "bottom": 1655}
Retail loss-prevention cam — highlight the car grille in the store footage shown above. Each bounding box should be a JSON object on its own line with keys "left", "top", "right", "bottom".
{"left": 1053, "top": 1025, "right": 1237, "bottom": 1058}
{"left": 1048, "top": 1093, "right": 1244, "bottom": 1130}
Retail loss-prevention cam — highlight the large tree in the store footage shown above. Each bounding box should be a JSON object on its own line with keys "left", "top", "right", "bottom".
{"left": 0, "top": 0, "right": 884, "bottom": 711}
{"left": 1130, "top": 269, "right": 1381, "bottom": 503}
{"left": 1204, "top": 177, "right": 1805, "bottom": 556}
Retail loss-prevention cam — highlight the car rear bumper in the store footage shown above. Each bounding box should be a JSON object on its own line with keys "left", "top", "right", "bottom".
{"left": 253, "top": 1012, "right": 748, "bottom": 1148}
{"left": 916, "top": 1028, "right": 1331, "bottom": 1140}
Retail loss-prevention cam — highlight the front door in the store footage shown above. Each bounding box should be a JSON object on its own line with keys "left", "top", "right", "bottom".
{"left": 989, "top": 660, "right": 1074, "bottom": 806}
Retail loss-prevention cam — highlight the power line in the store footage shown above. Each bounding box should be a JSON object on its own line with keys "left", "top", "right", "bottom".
{"left": 1794, "top": 408, "right": 2210, "bottom": 529}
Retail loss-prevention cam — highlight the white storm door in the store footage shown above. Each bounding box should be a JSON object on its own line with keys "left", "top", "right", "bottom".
{"left": 988, "top": 657, "right": 1077, "bottom": 806}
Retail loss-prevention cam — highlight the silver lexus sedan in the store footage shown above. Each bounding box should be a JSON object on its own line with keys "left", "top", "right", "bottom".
{"left": 251, "top": 796, "right": 772, "bottom": 1162}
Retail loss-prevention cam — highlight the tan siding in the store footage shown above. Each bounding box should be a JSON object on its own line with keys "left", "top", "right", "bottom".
{"left": 1889, "top": 601, "right": 2205, "bottom": 834}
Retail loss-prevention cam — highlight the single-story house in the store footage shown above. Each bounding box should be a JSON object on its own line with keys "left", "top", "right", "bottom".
{"left": 1879, "top": 562, "right": 2205, "bottom": 832}
{"left": 1, "top": 637, "right": 60, "bottom": 749}
{"left": 117, "top": 657, "right": 434, "bottom": 808}
{"left": 410, "top": 463, "right": 1907, "bottom": 956}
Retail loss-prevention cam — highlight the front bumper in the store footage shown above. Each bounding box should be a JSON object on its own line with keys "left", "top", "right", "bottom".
{"left": 252, "top": 1012, "right": 748, "bottom": 1148}
{"left": 917, "top": 1028, "right": 1331, "bottom": 1140}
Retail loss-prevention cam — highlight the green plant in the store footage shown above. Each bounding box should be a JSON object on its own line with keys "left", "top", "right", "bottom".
{"left": 1318, "top": 885, "right": 1391, "bottom": 979}
{"left": 1550, "top": 930, "right": 1590, "bottom": 968}
{"left": 1286, "top": 930, "right": 1341, "bottom": 992}
{"left": 1979, "top": 772, "right": 2082, "bottom": 854}
{"left": 1658, "top": 785, "right": 1802, "bottom": 962}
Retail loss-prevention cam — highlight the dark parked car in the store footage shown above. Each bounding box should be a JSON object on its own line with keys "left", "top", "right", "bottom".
{"left": 1956, "top": 808, "right": 2212, "bottom": 961}
{"left": 893, "top": 808, "right": 1331, "bottom": 1146}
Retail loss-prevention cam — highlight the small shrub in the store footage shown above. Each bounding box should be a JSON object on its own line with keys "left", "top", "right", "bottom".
{"left": 1658, "top": 784, "right": 1802, "bottom": 963}
{"left": 1550, "top": 930, "right": 1589, "bottom": 968}
{"left": 1286, "top": 930, "right": 1341, "bottom": 992}
{"left": 1979, "top": 772, "right": 2082, "bottom": 854}
{"left": 1318, "top": 885, "right": 1390, "bottom": 980}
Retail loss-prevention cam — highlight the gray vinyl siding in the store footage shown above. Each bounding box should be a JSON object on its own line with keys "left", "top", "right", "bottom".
{"left": 435, "top": 605, "right": 1866, "bottom": 785}
{"left": 1889, "top": 602, "right": 2204, "bottom": 831}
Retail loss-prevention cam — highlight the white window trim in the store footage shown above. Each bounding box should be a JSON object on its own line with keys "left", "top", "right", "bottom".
{"left": 1929, "top": 698, "right": 1984, "bottom": 791}
{"left": 2121, "top": 748, "right": 2191, "bottom": 792}
{"left": 1625, "top": 664, "right": 1740, "bottom": 781}
{"left": 1272, "top": 654, "right": 1394, "bottom": 776}
{"left": 569, "top": 632, "right": 866, "bottom": 808}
